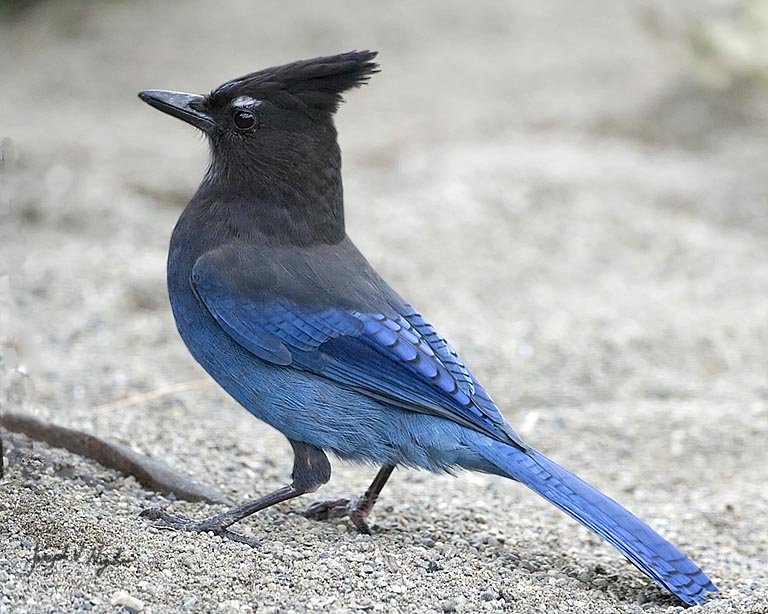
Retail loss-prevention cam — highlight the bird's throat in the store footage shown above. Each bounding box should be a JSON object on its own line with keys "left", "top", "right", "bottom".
{"left": 194, "top": 161, "right": 345, "bottom": 248}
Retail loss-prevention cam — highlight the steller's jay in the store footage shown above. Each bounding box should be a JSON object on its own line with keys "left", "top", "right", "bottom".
{"left": 138, "top": 51, "right": 717, "bottom": 605}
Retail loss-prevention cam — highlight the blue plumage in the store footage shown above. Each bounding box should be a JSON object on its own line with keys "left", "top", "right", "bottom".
{"left": 188, "top": 241, "right": 717, "bottom": 605}
{"left": 470, "top": 440, "right": 719, "bottom": 605}
{"left": 192, "top": 246, "right": 520, "bottom": 445}
{"left": 138, "top": 50, "right": 719, "bottom": 606}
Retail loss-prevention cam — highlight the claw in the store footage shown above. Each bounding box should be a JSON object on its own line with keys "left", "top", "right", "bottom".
{"left": 348, "top": 507, "right": 372, "bottom": 535}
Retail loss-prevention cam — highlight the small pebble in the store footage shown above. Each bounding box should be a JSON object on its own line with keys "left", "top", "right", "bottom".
{"left": 110, "top": 590, "right": 144, "bottom": 612}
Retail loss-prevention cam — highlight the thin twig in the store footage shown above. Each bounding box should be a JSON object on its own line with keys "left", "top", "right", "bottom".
{"left": 95, "top": 379, "right": 213, "bottom": 412}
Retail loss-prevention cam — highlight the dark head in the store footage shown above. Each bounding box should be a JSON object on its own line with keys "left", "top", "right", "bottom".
{"left": 139, "top": 51, "right": 378, "bottom": 244}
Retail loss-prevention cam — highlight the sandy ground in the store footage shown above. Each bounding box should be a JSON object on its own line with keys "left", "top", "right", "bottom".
{"left": 2, "top": 1, "right": 768, "bottom": 612}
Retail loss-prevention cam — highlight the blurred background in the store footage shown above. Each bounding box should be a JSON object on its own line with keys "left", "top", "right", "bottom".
{"left": 1, "top": 1, "right": 767, "bottom": 611}
{"left": 2, "top": 0, "right": 766, "bottom": 418}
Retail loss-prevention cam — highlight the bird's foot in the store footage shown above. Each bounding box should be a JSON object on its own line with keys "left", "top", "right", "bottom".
{"left": 294, "top": 497, "right": 372, "bottom": 534}
{"left": 139, "top": 507, "right": 259, "bottom": 547}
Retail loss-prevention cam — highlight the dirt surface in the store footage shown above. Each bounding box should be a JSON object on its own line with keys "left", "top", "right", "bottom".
{"left": 2, "top": 1, "right": 767, "bottom": 612}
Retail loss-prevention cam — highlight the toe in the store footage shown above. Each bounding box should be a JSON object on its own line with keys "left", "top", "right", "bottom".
{"left": 299, "top": 498, "right": 353, "bottom": 520}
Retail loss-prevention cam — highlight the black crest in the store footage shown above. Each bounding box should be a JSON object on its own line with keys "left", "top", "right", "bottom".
{"left": 210, "top": 50, "right": 379, "bottom": 116}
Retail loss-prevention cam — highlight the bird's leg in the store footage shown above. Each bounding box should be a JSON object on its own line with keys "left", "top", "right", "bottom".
{"left": 140, "top": 440, "right": 331, "bottom": 547}
{"left": 298, "top": 464, "right": 395, "bottom": 534}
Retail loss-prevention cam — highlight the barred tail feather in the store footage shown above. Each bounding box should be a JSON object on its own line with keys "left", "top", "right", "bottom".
{"left": 470, "top": 441, "right": 718, "bottom": 605}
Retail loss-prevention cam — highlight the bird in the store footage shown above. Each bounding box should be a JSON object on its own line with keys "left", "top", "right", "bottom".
{"left": 137, "top": 51, "right": 718, "bottom": 606}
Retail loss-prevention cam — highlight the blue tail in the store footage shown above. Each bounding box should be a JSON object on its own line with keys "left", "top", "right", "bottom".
{"left": 469, "top": 440, "right": 718, "bottom": 605}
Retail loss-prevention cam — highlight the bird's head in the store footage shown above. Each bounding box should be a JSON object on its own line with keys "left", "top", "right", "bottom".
{"left": 139, "top": 51, "right": 378, "bottom": 196}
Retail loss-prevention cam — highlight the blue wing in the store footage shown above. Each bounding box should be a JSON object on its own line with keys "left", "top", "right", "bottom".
{"left": 191, "top": 249, "right": 524, "bottom": 447}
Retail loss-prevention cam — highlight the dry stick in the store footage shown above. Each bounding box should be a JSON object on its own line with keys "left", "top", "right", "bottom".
{"left": 1, "top": 409, "right": 231, "bottom": 505}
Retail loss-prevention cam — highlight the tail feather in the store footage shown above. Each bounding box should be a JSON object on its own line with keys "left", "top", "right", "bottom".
{"left": 470, "top": 441, "right": 718, "bottom": 605}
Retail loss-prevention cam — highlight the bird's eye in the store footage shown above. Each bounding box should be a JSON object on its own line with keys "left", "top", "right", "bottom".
{"left": 233, "top": 110, "right": 256, "bottom": 131}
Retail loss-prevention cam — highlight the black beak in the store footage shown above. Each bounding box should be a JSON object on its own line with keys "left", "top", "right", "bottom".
{"left": 138, "top": 89, "right": 214, "bottom": 132}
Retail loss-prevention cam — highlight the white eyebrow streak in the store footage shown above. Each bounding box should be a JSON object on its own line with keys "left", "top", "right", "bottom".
{"left": 232, "top": 95, "right": 261, "bottom": 108}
